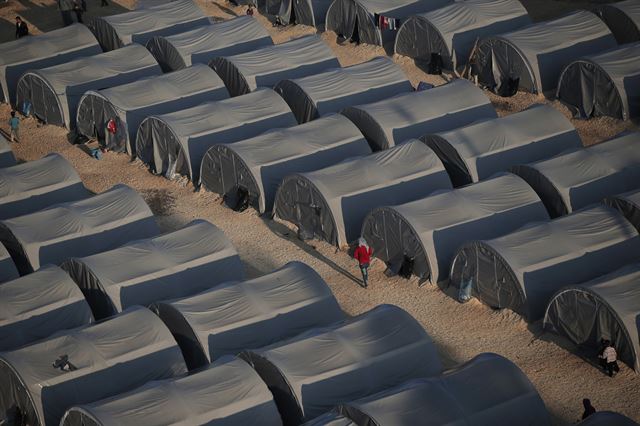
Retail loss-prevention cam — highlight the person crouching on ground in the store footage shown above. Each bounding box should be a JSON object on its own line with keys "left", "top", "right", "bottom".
{"left": 354, "top": 238, "right": 373, "bottom": 288}
{"left": 8, "top": 111, "right": 19, "bottom": 143}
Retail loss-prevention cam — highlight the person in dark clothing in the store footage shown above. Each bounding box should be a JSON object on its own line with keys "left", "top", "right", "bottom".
{"left": 581, "top": 399, "right": 596, "bottom": 420}
{"left": 353, "top": 237, "right": 373, "bottom": 288}
{"left": 73, "top": 0, "right": 86, "bottom": 23}
{"left": 246, "top": 5, "right": 254, "bottom": 15}
{"left": 15, "top": 17, "right": 28, "bottom": 39}
{"left": 101, "top": 0, "right": 109, "bottom": 5}
{"left": 58, "top": 0, "right": 75, "bottom": 26}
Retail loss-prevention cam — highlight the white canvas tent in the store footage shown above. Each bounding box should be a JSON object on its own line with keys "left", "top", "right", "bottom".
{"left": 596, "top": 0, "right": 640, "bottom": 44}
{"left": 606, "top": 189, "right": 640, "bottom": 232}
{"left": 578, "top": 412, "right": 640, "bottom": 426}
{"left": 0, "top": 243, "right": 18, "bottom": 284}
{"left": 264, "top": 0, "right": 333, "bottom": 27}
{"left": 0, "top": 135, "right": 15, "bottom": 168}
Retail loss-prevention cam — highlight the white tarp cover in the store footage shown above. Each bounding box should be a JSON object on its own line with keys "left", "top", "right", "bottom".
{"left": 154, "top": 261, "right": 345, "bottom": 369}
{"left": 0, "top": 184, "right": 159, "bottom": 275}
{"left": 449, "top": 205, "right": 640, "bottom": 321}
{"left": 15, "top": 44, "right": 161, "bottom": 128}
{"left": 512, "top": 132, "right": 640, "bottom": 218}
{"left": 0, "top": 153, "right": 90, "bottom": 220}
{"left": 341, "top": 79, "right": 497, "bottom": 151}
{"left": 545, "top": 262, "right": 640, "bottom": 372}
{"left": 556, "top": 43, "right": 640, "bottom": 121}
{"left": 473, "top": 11, "right": 617, "bottom": 95}
{"left": 362, "top": 173, "right": 550, "bottom": 284}
{"left": 146, "top": 17, "right": 273, "bottom": 72}
{"left": 596, "top": 0, "right": 640, "bottom": 44}
{"left": 210, "top": 35, "right": 340, "bottom": 97}
{"left": 60, "top": 356, "right": 282, "bottom": 426}
{"left": 136, "top": 88, "right": 297, "bottom": 183}
{"left": 0, "top": 243, "right": 18, "bottom": 284}
{"left": 0, "top": 265, "right": 93, "bottom": 352}
{"left": 263, "top": 0, "right": 334, "bottom": 27}
{"left": 394, "top": 0, "right": 531, "bottom": 72}
{"left": 89, "top": 0, "right": 210, "bottom": 51}
{"left": 274, "top": 57, "right": 413, "bottom": 123}
{"left": 422, "top": 104, "right": 582, "bottom": 186}
{"left": 61, "top": 220, "right": 243, "bottom": 320}
{"left": 0, "top": 307, "right": 187, "bottom": 426}
{"left": 0, "top": 24, "right": 101, "bottom": 105}
{"left": 76, "top": 64, "right": 229, "bottom": 155}
{"left": 606, "top": 188, "right": 640, "bottom": 232}
{"left": 274, "top": 140, "right": 452, "bottom": 247}
{"left": 578, "top": 412, "right": 640, "bottom": 426}
{"left": 200, "top": 114, "right": 371, "bottom": 214}
{"left": 242, "top": 304, "right": 443, "bottom": 425}
{"left": 0, "top": 134, "right": 16, "bottom": 168}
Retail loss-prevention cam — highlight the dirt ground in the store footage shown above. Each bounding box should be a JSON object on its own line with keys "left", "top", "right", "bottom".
{"left": 1, "top": 0, "right": 639, "bottom": 424}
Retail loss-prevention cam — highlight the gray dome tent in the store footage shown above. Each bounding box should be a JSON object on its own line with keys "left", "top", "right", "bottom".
{"left": 361, "top": 173, "right": 550, "bottom": 284}
{"left": 147, "top": 16, "right": 273, "bottom": 72}
{"left": 606, "top": 189, "right": 640, "bottom": 232}
{"left": 242, "top": 304, "right": 443, "bottom": 425}
{"left": 154, "top": 262, "right": 345, "bottom": 370}
{"left": 210, "top": 35, "right": 340, "bottom": 97}
{"left": 15, "top": 44, "right": 161, "bottom": 128}
{"left": 76, "top": 65, "right": 229, "bottom": 155}
{"left": 60, "top": 356, "right": 282, "bottom": 426}
{"left": 264, "top": 0, "right": 333, "bottom": 27}
{"left": 0, "top": 265, "right": 93, "bottom": 352}
{"left": 472, "top": 11, "right": 617, "bottom": 96}
{"left": 0, "top": 184, "right": 159, "bottom": 275}
{"left": 325, "top": 0, "right": 449, "bottom": 46}
{"left": 88, "top": 0, "right": 210, "bottom": 51}
{"left": 422, "top": 104, "right": 582, "bottom": 187}
{"left": 544, "top": 262, "right": 640, "bottom": 372}
{"left": 556, "top": 43, "right": 640, "bottom": 121}
{"left": 274, "top": 140, "right": 452, "bottom": 247}
{"left": 596, "top": 0, "right": 640, "bottom": 44}
{"left": 0, "top": 243, "right": 18, "bottom": 284}
{"left": 0, "top": 153, "right": 90, "bottom": 220}
{"left": 200, "top": 114, "right": 371, "bottom": 214}
{"left": 136, "top": 88, "right": 297, "bottom": 183}
{"left": 512, "top": 132, "right": 640, "bottom": 218}
{"left": 0, "top": 135, "right": 16, "bottom": 168}
{"left": 394, "top": 0, "right": 531, "bottom": 73}
{"left": 578, "top": 412, "right": 640, "bottom": 426}
{"left": 0, "top": 307, "right": 187, "bottom": 426}
{"left": 0, "top": 24, "right": 101, "bottom": 105}
{"left": 341, "top": 79, "right": 497, "bottom": 151}
{"left": 274, "top": 57, "right": 413, "bottom": 124}
{"left": 62, "top": 220, "right": 243, "bottom": 320}
{"left": 449, "top": 205, "right": 640, "bottom": 321}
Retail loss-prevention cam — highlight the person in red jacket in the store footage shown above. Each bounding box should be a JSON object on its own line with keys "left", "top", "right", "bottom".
{"left": 353, "top": 238, "right": 373, "bottom": 288}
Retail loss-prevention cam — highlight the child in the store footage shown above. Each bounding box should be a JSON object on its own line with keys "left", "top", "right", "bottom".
{"left": 8, "top": 111, "right": 19, "bottom": 143}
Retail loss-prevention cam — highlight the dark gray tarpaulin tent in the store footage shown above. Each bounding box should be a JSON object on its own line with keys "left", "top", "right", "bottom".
{"left": 341, "top": 79, "right": 497, "bottom": 151}
{"left": 606, "top": 189, "right": 640, "bottom": 232}
{"left": 274, "top": 57, "right": 412, "bottom": 124}
{"left": 0, "top": 153, "right": 90, "bottom": 220}
{"left": 394, "top": 0, "right": 531, "bottom": 73}
{"left": 596, "top": 0, "right": 640, "bottom": 44}
{"left": 512, "top": 132, "right": 640, "bottom": 218}
{"left": 136, "top": 88, "right": 297, "bottom": 183}
{"left": 146, "top": 16, "right": 273, "bottom": 72}
{"left": 88, "top": 0, "right": 209, "bottom": 51}
{"left": 556, "top": 43, "right": 640, "bottom": 121}
{"left": 0, "top": 243, "right": 18, "bottom": 284}
{"left": 449, "top": 206, "right": 640, "bottom": 321}
{"left": 274, "top": 140, "right": 452, "bottom": 247}
{"left": 0, "top": 307, "right": 187, "bottom": 426}
{"left": 200, "top": 114, "right": 371, "bottom": 214}
{"left": 242, "top": 304, "right": 443, "bottom": 425}
{"left": 154, "top": 262, "right": 345, "bottom": 370}
{"left": 0, "top": 265, "right": 93, "bottom": 352}
{"left": 0, "top": 184, "right": 159, "bottom": 275}
{"left": 545, "top": 262, "right": 640, "bottom": 372}
{"left": 0, "top": 24, "right": 101, "bottom": 105}
{"left": 0, "top": 135, "right": 16, "bottom": 168}
{"left": 76, "top": 65, "right": 229, "bottom": 155}
{"left": 62, "top": 220, "right": 243, "bottom": 320}
{"left": 422, "top": 104, "right": 582, "bottom": 186}
{"left": 578, "top": 412, "right": 640, "bottom": 426}
{"left": 362, "top": 173, "right": 549, "bottom": 284}
{"left": 325, "top": 0, "right": 449, "bottom": 46}
{"left": 264, "top": 0, "right": 333, "bottom": 27}
{"left": 60, "top": 356, "right": 282, "bottom": 426}
{"left": 15, "top": 44, "right": 161, "bottom": 129}
{"left": 210, "top": 35, "right": 340, "bottom": 97}
{"left": 472, "top": 11, "right": 617, "bottom": 96}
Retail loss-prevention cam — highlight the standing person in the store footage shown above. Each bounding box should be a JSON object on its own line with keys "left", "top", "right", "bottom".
{"left": 353, "top": 238, "right": 373, "bottom": 288}
{"left": 8, "top": 111, "right": 20, "bottom": 143}
{"left": 58, "top": 0, "right": 75, "bottom": 26}
{"left": 602, "top": 340, "right": 620, "bottom": 377}
{"left": 246, "top": 4, "right": 254, "bottom": 15}
{"left": 15, "top": 17, "right": 29, "bottom": 39}
{"left": 581, "top": 399, "right": 596, "bottom": 420}
{"left": 73, "top": 0, "right": 86, "bottom": 23}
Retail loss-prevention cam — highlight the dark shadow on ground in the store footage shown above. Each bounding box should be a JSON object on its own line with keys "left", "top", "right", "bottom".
{"left": 211, "top": 0, "right": 238, "bottom": 17}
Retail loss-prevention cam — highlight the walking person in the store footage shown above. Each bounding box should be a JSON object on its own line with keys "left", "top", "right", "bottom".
{"left": 8, "top": 111, "right": 20, "bottom": 143}
{"left": 15, "top": 16, "right": 29, "bottom": 39}
{"left": 581, "top": 399, "right": 596, "bottom": 420}
{"left": 601, "top": 340, "right": 620, "bottom": 377}
{"left": 354, "top": 238, "right": 373, "bottom": 288}
{"left": 73, "top": 0, "right": 86, "bottom": 23}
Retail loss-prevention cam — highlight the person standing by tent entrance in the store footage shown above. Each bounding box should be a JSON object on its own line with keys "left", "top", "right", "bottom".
{"left": 15, "top": 17, "right": 29, "bottom": 39}
{"left": 354, "top": 238, "right": 373, "bottom": 288}
{"left": 8, "top": 111, "right": 20, "bottom": 143}
{"left": 600, "top": 340, "right": 620, "bottom": 377}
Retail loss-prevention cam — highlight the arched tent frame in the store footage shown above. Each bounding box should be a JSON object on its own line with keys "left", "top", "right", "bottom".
{"left": 264, "top": 0, "right": 334, "bottom": 27}
{"left": 605, "top": 189, "right": 640, "bottom": 232}
{"left": 595, "top": 0, "right": 640, "bottom": 44}
{"left": 0, "top": 243, "right": 18, "bottom": 284}
{"left": 577, "top": 411, "right": 640, "bottom": 425}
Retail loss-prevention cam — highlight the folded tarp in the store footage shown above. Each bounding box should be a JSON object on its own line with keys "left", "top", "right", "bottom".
{"left": 0, "top": 307, "right": 187, "bottom": 426}
{"left": 210, "top": 35, "right": 340, "bottom": 97}
{"left": 154, "top": 261, "right": 345, "bottom": 370}
{"left": 0, "top": 153, "right": 90, "bottom": 220}
{"left": 0, "top": 24, "right": 101, "bottom": 105}
{"left": 242, "top": 304, "right": 443, "bottom": 425}
{"left": 0, "top": 184, "right": 159, "bottom": 275}
{"left": 596, "top": 0, "right": 640, "bottom": 44}
{"left": 0, "top": 243, "right": 19, "bottom": 284}
{"left": 275, "top": 57, "right": 412, "bottom": 124}
{"left": 341, "top": 79, "right": 497, "bottom": 151}
{"left": 578, "top": 412, "right": 639, "bottom": 426}
{"left": 60, "top": 356, "right": 282, "bottom": 426}
{"left": 200, "top": 114, "right": 371, "bottom": 214}
{"left": 512, "top": 132, "right": 640, "bottom": 218}
{"left": 147, "top": 17, "right": 273, "bottom": 72}
{"left": 605, "top": 188, "right": 640, "bottom": 232}
{"left": 0, "top": 134, "right": 16, "bottom": 168}
{"left": 0, "top": 265, "right": 93, "bottom": 352}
